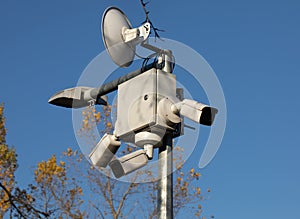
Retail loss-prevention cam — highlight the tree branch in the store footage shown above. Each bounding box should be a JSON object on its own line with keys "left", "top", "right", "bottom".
{"left": 139, "top": 0, "right": 164, "bottom": 38}
{"left": 90, "top": 202, "right": 105, "bottom": 219}
{"left": 115, "top": 173, "right": 138, "bottom": 218}
{"left": 0, "top": 182, "right": 27, "bottom": 218}
{"left": 106, "top": 177, "right": 117, "bottom": 218}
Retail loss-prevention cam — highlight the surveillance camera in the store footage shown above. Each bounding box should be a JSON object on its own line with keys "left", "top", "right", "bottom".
{"left": 89, "top": 134, "right": 121, "bottom": 168}
{"left": 109, "top": 149, "right": 148, "bottom": 178}
{"left": 173, "top": 99, "right": 218, "bottom": 126}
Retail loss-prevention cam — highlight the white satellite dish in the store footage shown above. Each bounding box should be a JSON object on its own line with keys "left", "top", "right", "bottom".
{"left": 102, "top": 7, "right": 151, "bottom": 67}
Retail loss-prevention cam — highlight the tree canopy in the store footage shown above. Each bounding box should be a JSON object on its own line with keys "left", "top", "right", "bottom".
{"left": 0, "top": 103, "right": 210, "bottom": 218}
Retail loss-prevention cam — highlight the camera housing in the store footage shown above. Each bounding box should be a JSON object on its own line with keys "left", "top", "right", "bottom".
{"left": 109, "top": 150, "right": 148, "bottom": 178}
{"left": 174, "top": 99, "right": 218, "bottom": 126}
{"left": 89, "top": 134, "right": 121, "bottom": 168}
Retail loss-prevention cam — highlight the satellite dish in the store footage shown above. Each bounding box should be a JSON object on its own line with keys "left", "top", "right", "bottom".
{"left": 102, "top": 7, "right": 151, "bottom": 68}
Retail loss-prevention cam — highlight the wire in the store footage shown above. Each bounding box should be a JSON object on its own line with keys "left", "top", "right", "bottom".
{"left": 142, "top": 52, "right": 159, "bottom": 69}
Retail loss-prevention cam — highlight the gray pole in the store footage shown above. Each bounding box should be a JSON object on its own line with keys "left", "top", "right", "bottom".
{"left": 157, "top": 135, "right": 173, "bottom": 219}
{"left": 90, "top": 62, "right": 158, "bottom": 103}
{"left": 157, "top": 50, "right": 174, "bottom": 219}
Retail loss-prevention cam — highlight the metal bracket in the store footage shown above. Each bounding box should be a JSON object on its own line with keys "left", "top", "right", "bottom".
{"left": 122, "top": 22, "right": 151, "bottom": 44}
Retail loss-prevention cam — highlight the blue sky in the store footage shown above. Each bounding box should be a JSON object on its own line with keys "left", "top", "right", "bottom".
{"left": 1, "top": 0, "right": 300, "bottom": 218}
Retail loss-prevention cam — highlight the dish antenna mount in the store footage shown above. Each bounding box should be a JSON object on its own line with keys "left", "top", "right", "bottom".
{"left": 102, "top": 7, "right": 161, "bottom": 67}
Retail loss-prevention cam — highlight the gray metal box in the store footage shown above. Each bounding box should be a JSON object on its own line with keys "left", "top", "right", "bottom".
{"left": 115, "top": 68, "right": 177, "bottom": 143}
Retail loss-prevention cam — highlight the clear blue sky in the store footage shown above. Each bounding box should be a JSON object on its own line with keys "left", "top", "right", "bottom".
{"left": 1, "top": 0, "right": 300, "bottom": 218}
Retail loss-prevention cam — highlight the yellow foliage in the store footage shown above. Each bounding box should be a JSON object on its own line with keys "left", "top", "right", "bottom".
{"left": 26, "top": 194, "right": 34, "bottom": 203}
{"left": 177, "top": 177, "right": 182, "bottom": 184}
{"left": 191, "top": 171, "right": 201, "bottom": 180}
{"left": 83, "top": 120, "right": 89, "bottom": 129}
{"left": 195, "top": 212, "right": 201, "bottom": 217}
{"left": 176, "top": 162, "right": 183, "bottom": 170}
{"left": 0, "top": 105, "right": 7, "bottom": 144}
{"left": 34, "top": 155, "right": 66, "bottom": 184}
{"left": 80, "top": 107, "right": 99, "bottom": 132}
{"left": 67, "top": 148, "right": 73, "bottom": 157}
{"left": 78, "top": 187, "right": 83, "bottom": 195}
{"left": 0, "top": 105, "right": 17, "bottom": 214}
{"left": 1, "top": 104, "right": 85, "bottom": 218}
{"left": 106, "top": 122, "right": 112, "bottom": 128}
{"left": 94, "top": 112, "right": 101, "bottom": 123}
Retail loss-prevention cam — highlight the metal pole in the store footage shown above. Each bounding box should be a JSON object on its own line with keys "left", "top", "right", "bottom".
{"left": 157, "top": 135, "right": 173, "bottom": 219}
{"left": 157, "top": 50, "right": 174, "bottom": 219}
{"left": 90, "top": 61, "right": 158, "bottom": 103}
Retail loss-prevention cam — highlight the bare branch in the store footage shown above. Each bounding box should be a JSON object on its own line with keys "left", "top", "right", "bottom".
{"left": 115, "top": 174, "right": 138, "bottom": 218}
{"left": 106, "top": 177, "right": 117, "bottom": 218}
{"left": 139, "top": 0, "right": 164, "bottom": 38}
{"left": 0, "top": 182, "right": 50, "bottom": 218}
{"left": 90, "top": 202, "right": 105, "bottom": 219}
{"left": 0, "top": 182, "right": 27, "bottom": 218}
